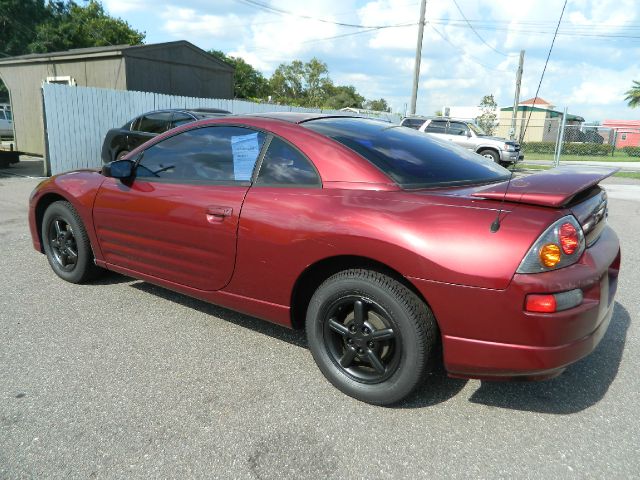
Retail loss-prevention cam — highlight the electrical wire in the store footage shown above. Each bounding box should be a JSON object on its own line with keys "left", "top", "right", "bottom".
{"left": 236, "top": 0, "right": 414, "bottom": 29}
{"left": 428, "top": 23, "right": 510, "bottom": 72}
{"left": 520, "top": 0, "right": 568, "bottom": 142}
{"left": 450, "top": 0, "right": 517, "bottom": 57}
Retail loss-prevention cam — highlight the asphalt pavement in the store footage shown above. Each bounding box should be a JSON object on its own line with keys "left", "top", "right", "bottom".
{"left": 1, "top": 161, "right": 639, "bottom": 479}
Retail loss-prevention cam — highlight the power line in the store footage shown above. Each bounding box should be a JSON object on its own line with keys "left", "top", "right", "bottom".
{"left": 520, "top": 0, "right": 568, "bottom": 143}
{"left": 236, "top": 0, "right": 414, "bottom": 29}
{"left": 428, "top": 23, "right": 510, "bottom": 72}
{"left": 450, "top": 0, "right": 517, "bottom": 57}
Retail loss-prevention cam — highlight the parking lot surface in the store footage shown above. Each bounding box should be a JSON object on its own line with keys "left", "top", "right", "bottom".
{"left": 1, "top": 161, "right": 639, "bottom": 478}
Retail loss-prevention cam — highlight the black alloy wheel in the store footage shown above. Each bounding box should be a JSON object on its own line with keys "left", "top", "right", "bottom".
{"left": 42, "top": 201, "right": 103, "bottom": 283}
{"left": 47, "top": 216, "right": 78, "bottom": 272}
{"left": 323, "top": 296, "right": 401, "bottom": 384}
{"left": 306, "top": 269, "right": 438, "bottom": 406}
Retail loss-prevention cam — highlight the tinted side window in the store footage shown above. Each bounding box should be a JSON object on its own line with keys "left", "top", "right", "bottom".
{"left": 448, "top": 122, "right": 468, "bottom": 136}
{"left": 172, "top": 113, "right": 194, "bottom": 128}
{"left": 137, "top": 112, "right": 173, "bottom": 133}
{"left": 136, "top": 126, "right": 266, "bottom": 183}
{"left": 256, "top": 137, "right": 320, "bottom": 187}
{"left": 303, "top": 117, "right": 509, "bottom": 189}
{"left": 425, "top": 120, "right": 447, "bottom": 134}
{"left": 0, "top": 111, "right": 5, "bottom": 120}
{"left": 401, "top": 118, "right": 425, "bottom": 130}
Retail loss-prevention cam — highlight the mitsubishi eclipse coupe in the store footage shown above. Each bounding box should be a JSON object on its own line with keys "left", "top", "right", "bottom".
{"left": 28, "top": 114, "right": 621, "bottom": 405}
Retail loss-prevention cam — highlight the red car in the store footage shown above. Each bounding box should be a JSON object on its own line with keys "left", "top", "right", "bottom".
{"left": 28, "top": 114, "right": 621, "bottom": 405}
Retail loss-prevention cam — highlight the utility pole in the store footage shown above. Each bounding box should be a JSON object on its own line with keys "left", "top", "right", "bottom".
{"left": 510, "top": 49, "right": 525, "bottom": 140}
{"left": 409, "top": 0, "right": 427, "bottom": 115}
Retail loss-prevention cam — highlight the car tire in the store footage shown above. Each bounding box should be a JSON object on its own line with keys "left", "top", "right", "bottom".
{"left": 479, "top": 149, "right": 500, "bottom": 163}
{"left": 42, "top": 201, "right": 103, "bottom": 284}
{"left": 306, "top": 269, "right": 438, "bottom": 406}
{"left": 116, "top": 150, "right": 130, "bottom": 160}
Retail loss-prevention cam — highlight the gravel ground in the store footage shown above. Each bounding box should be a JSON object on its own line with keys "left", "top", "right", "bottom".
{"left": 1, "top": 161, "right": 639, "bottom": 479}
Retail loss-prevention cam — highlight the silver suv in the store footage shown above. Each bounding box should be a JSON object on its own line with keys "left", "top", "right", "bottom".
{"left": 400, "top": 116, "right": 523, "bottom": 164}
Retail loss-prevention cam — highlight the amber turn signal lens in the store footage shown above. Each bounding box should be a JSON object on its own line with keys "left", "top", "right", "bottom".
{"left": 539, "top": 243, "right": 561, "bottom": 267}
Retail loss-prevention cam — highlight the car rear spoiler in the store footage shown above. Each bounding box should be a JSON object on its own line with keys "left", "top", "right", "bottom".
{"left": 472, "top": 166, "right": 619, "bottom": 208}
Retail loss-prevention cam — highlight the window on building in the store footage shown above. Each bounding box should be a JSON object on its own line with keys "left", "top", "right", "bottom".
{"left": 621, "top": 133, "right": 627, "bottom": 140}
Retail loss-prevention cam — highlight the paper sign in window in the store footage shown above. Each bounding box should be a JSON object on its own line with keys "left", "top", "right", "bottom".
{"left": 231, "top": 133, "right": 261, "bottom": 181}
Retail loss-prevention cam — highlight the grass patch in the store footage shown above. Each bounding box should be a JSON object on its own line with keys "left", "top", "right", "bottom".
{"left": 514, "top": 163, "right": 640, "bottom": 181}
{"left": 524, "top": 151, "right": 638, "bottom": 162}
{"left": 613, "top": 171, "right": 640, "bottom": 180}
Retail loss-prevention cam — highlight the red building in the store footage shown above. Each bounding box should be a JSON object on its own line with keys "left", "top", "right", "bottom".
{"left": 602, "top": 120, "right": 640, "bottom": 148}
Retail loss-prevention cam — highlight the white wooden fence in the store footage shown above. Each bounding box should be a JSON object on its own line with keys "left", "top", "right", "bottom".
{"left": 42, "top": 84, "right": 354, "bottom": 175}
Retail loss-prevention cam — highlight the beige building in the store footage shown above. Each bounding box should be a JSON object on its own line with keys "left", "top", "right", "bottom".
{"left": 0, "top": 41, "right": 234, "bottom": 155}
{"left": 496, "top": 97, "right": 584, "bottom": 143}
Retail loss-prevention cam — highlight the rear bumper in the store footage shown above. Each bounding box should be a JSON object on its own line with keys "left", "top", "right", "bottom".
{"left": 410, "top": 225, "right": 620, "bottom": 380}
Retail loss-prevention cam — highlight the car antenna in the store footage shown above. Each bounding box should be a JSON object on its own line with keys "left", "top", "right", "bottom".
{"left": 489, "top": 166, "right": 515, "bottom": 233}
{"left": 491, "top": 0, "right": 567, "bottom": 233}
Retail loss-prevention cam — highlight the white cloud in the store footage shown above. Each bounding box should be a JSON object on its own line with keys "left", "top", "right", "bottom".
{"left": 103, "top": 0, "right": 152, "bottom": 14}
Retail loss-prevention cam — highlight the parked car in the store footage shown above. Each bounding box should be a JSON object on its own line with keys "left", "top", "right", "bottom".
{"left": 0, "top": 107, "right": 13, "bottom": 138}
{"left": 101, "top": 108, "right": 230, "bottom": 163}
{"left": 400, "top": 116, "right": 523, "bottom": 164}
{"left": 30, "top": 114, "right": 620, "bottom": 405}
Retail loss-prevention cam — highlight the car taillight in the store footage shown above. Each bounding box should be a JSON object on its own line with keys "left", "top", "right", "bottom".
{"left": 525, "top": 289, "right": 583, "bottom": 313}
{"left": 559, "top": 222, "right": 579, "bottom": 254}
{"left": 525, "top": 294, "right": 556, "bottom": 313}
{"left": 517, "top": 215, "right": 585, "bottom": 274}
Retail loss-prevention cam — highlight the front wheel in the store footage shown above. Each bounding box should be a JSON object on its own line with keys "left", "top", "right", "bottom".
{"left": 306, "top": 269, "right": 438, "bottom": 405}
{"left": 116, "top": 150, "right": 130, "bottom": 160}
{"left": 479, "top": 149, "right": 500, "bottom": 163}
{"left": 42, "top": 201, "right": 103, "bottom": 283}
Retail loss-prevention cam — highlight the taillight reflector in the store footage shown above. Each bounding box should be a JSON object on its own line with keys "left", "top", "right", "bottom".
{"left": 525, "top": 294, "right": 557, "bottom": 313}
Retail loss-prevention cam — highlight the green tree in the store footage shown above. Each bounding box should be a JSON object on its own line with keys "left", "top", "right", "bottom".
{"left": 209, "top": 50, "right": 270, "bottom": 99}
{"left": 0, "top": 0, "right": 144, "bottom": 101}
{"left": 270, "top": 60, "right": 305, "bottom": 102}
{"left": 365, "top": 98, "right": 390, "bottom": 112}
{"left": 303, "top": 58, "right": 330, "bottom": 107}
{"left": 323, "top": 85, "right": 364, "bottom": 110}
{"left": 476, "top": 94, "right": 498, "bottom": 135}
{"left": 29, "top": 0, "right": 144, "bottom": 53}
{"left": 625, "top": 80, "right": 640, "bottom": 108}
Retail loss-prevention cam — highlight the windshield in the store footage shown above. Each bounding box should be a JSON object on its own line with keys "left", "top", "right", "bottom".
{"left": 303, "top": 117, "right": 510, "bottom": 189}
{"left": 468, "top": 123, "right": 487, "bottom": 136}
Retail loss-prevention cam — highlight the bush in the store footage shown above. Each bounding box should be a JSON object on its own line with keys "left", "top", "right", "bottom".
{"left": 521, "top": 142, "right": 614, "bottom": 156}
{"left": 622, "top": 146, "right": 640, "bottom": 157}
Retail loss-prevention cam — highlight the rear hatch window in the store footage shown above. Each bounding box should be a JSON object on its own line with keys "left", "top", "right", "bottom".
{"left": 303, "top": 117, "right": 510, "bottom": 189}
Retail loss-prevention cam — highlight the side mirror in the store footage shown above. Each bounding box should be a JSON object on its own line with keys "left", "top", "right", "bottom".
{"left": 103, "top": 159, "right": 135, "bottom": 179}
{"left": 466, "top": 130, "right": 472, "bottom": 138}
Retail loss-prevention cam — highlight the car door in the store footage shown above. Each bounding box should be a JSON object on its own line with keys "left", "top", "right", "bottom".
{"left": 127, "top": 112, "right": 173, "bottom": 151}
{"left": 422, "top": 119, "right": 448, "bottom": 139}
{"left": 447, "top": 121, "right": 475, "bottom": 150}
{"left": 93, "top": 125, "right": 268, "bottom": 291}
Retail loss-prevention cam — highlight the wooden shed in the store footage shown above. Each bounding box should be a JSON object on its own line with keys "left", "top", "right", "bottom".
{"left": 0, "top": 41, "right": 235, "bottom": 155}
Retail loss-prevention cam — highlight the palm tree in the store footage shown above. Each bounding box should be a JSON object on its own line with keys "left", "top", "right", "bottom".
{"left": 625, "top": 80, "right": 640, "bottom": 108}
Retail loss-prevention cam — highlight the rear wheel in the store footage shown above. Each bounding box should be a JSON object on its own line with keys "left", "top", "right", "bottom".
{"left": 42, "top": 201, "right": 103, "bottom": 283}
{"left": 306, "top": 269, "right": 437, "bottom": 405}
{"left": 479, "top": 149, "right": 500, "bottom": 163}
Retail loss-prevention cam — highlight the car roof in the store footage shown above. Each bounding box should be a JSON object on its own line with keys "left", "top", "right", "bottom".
{"left": 245, "top": 112, "right": 368, "bottom": 124}
{"left": 134, "top": 108, "right": 231, "bottom": 117}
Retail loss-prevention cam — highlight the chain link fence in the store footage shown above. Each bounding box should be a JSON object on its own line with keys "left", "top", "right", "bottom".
{"left": 496, "top": 114, "right": 640, "bottom": 164}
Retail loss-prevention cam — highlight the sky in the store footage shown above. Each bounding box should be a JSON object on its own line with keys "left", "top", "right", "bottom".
{"left": 102, "top": 0, "right": 640, "bottom": 122}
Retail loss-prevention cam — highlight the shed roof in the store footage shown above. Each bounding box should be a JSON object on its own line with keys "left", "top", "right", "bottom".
{"left": 0, "top": 41, "right": 234, "bottom": 72}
